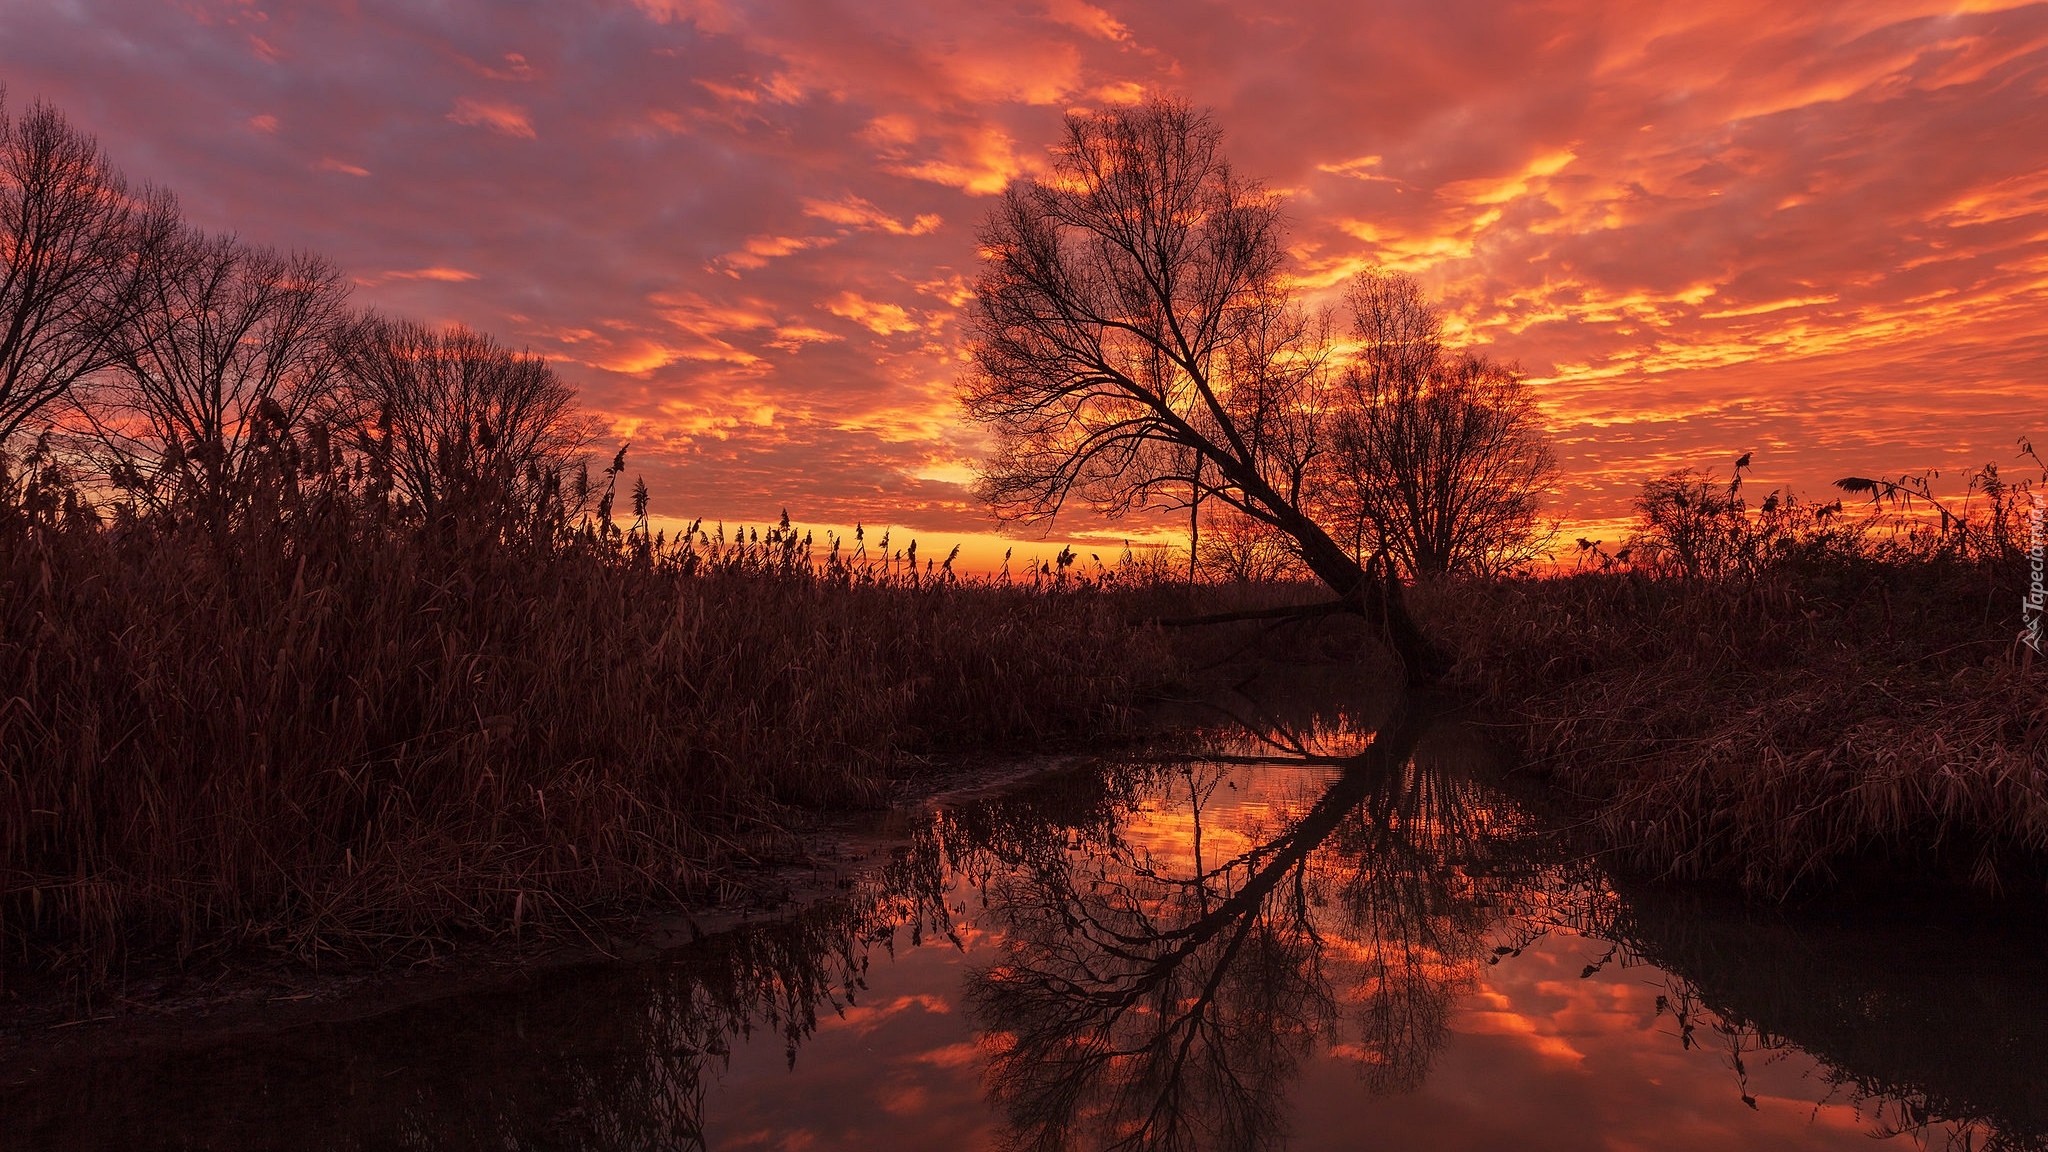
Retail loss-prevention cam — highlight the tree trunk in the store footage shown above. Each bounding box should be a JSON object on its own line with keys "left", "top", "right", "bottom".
{"left": 1287, "top": 509, "right": 1447, "bottom": 685}
{"left": 1229, "top": 465, "right": 1448, "bottom": 685}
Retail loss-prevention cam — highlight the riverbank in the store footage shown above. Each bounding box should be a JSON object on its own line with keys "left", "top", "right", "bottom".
{"left": 0, "top": 738, "right": 1107, "bottom": 1065}
{"left": 12, "top": 498, "right": 2042, "bottom": 1022}
{"left": 1420, "top": 555, "right": 2048, "bottom": 898}
{"left": 0, "top": 583, "right": 1360, "bottom": 1037}
{"left": 0, "top": 486, "right": 1178, "bottom": 1005}
{"left": 13, "top": 679, "right": 2048, "bottom": 1152}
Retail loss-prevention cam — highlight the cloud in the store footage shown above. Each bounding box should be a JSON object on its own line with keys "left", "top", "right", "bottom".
{"left": 768, "top": 324, "right": 843, "bottom": 350}
{"left": 876, "top": 121, "right": 1032, "bottom": 195}
{"left": 11, "top": 0, "right": 2041, "bottom": 544}
{"left": 714, "top": 233, "right": 838, "bottom": 273}
{"left": 824, "top": 291, "right": 922, "bottom": 335}
{"left": 801, "top": 194, "right": 942, "bottom": 235}
{"left": 1047, "top": 0, "right": 1133, "bottom": 43}
{"left": 1317, "top": 154, "right": 1393, "bottom": 182}
{"left": 380, "top": 267, "right": 481, "bottom": 282}
{"left": 447, "top": 96, "right": 536, "bottom": 138}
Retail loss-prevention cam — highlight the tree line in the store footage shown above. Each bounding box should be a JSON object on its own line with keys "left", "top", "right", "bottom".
{"left": 7, "top": 89, "right": 1563, "bottom": 683}
{"left": 1, "top": 90, "right": 594, "bottom": 539}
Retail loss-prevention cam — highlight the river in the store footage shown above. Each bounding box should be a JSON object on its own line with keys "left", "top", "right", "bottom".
{"left": 8, "top": 690, "right": 2047, "bottom": 1150}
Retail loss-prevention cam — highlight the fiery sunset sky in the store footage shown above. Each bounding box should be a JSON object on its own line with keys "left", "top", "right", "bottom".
{"left": 7, "top": 1, "right": 2045, "bottom": 556}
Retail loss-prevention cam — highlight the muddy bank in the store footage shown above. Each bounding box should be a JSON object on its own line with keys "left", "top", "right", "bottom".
{"left": 0, "top": 748, "right": 1095, "bottom": 1079}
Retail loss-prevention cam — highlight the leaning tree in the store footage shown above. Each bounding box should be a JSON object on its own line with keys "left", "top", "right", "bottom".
{"left": 961, "top": 98, "right": 1444, "bottom": 680}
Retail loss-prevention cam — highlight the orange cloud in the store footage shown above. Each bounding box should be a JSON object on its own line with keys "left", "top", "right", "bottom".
{"left": 880, "top": 121, "right": 1031, "bottom": 195}
{"left": 801, "top": 195, "right": 942, "bottom": 235}
{"left": 824, "top": 291, "right": 922, "bottom": 335}
{"left": 380, "top": 267, "right": 480, "bottom": 283}
{"left": 715, "top": 234, "right": 838, "bottom": 273}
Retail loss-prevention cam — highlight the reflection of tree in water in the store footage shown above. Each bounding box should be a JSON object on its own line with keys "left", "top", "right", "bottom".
{"left": 1562, "top": 893, "right": 2048, "bottom": 1152}
{"left": 522, "top": 899, "right": 907, "bottom": 1150}
{"left": 370, "top": 710, "right": 2048, "bottom": 1152}
{"left": 950, "top": 702, "right": 1567, "bottom": 1151}
{"left": 10, "top": 863, "right": 952, "bottom": 1152}
{"left": 20, "top": 702, "right": 2048, "bottom": 1152}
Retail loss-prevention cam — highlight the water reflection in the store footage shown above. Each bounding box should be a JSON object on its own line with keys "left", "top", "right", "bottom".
{"left": 7, "top": 695, "right": 2047, "bottom": 1151}
{"left": 955, "top": 701, "right": 1529, "bottom": 1150}
{"left": 1592, "top": 888, "right": 2048, "bottom": 1152}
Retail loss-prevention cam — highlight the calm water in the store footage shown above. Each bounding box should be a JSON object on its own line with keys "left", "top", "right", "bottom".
{"left": 9, "top": 696, "right": 2048, "bottom": 1150}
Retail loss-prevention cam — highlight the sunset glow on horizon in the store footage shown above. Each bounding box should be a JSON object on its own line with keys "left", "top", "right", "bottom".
{"left": 10, "top": 0, "right": 2043, "bottom": 559}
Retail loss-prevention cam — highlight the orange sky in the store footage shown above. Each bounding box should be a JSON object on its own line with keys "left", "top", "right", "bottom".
{"left": 6, "top": 1, "right": 2043, "bottom": 560}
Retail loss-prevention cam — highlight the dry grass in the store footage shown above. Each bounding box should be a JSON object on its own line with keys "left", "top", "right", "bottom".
{"left": 1421, "top": 555, "right": 2048, "bottom": 897}
{"left": 0, "top": 456, "right": 1170, "bottom": 997}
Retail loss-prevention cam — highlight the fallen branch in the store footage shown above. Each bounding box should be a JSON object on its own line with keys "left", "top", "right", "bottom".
{"left": 1139, "top": 599, "right": 1352, "bottom": 627}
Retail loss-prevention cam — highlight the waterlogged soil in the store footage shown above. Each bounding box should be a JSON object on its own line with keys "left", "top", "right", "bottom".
{"left": 7, "top": 693, "right": 2048, "bottom": 1151}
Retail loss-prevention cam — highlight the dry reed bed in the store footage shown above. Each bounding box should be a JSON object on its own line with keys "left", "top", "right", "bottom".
{"left": 0, "top": 506, "right": 1169, "bottom": 995}
{"left": 1419, "top": 563, "right": 2048, "bottom": 897}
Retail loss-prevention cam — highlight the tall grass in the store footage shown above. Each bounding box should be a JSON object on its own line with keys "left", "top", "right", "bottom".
{"left": 1421, "top": 459, "right": 2047, "bottom": 897}
{"left": 0, "top": 442, "right": 1169, "bottom": 996}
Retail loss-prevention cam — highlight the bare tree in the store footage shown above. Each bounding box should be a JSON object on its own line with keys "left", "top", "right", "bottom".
{"left": 1345, "top": 267, "right": 1441, "bottom": 385}
{"left": 0, "top": 92, "right": 172, "bottom": 442}
{"left": 1332, "top": 270, "right": 1558, "bottom": 578}
{"left": 337, "top": 316, "right": 593, "bottom": 524}
{"left": 78, "top": 228, "right": 350, "bottom": 528}
{"left": 1196, "top": 505, "right": 1306, "bottom": 584}
{"left": 963, "top": 99, "right": 1442, "bottom": 678}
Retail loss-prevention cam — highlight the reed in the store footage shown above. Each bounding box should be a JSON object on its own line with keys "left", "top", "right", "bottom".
{"left": 0, "top": 449, "right": 1170, "bottom": 997}
{"left": 1421, "top": 526, "right": 2047, "bottom": 898}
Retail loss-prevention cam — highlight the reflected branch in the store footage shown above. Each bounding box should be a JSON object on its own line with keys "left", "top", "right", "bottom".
{"left": 962, "top": 697, "right": 1542, "bottom": 1152}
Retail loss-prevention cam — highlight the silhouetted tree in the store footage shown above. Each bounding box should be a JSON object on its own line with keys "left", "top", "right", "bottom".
{"left": 337, "top": 316, "right": 594, "bottom": 526}
{"left": 963, "top": 100, "right": 1441, "bottom": 679}
{"left": 1196, "top": 505, "right": 1305, "bottom": 583}
{"left": 0, "top": 92, "right": 172, "bottom": 442}
{"left": 1332, "top": 270, "right": 1558, "bottom": 578}
{"left": 76, "top": 227, "right": 350, "bottom": 531}
{"left": 1630, "top": 469, "right": 1747, "bottom": 580}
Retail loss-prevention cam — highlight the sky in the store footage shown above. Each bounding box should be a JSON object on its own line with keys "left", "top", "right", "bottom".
{"left": 5, "top": 0, "right": 2044, "bottom": 561}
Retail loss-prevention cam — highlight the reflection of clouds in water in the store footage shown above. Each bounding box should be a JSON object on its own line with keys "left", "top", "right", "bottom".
{"left": 1460, "top": 989, "right": 1591, "bottom": 1066}
{"left": 9, "top": 706, "right": 2045, "bottom": 1150}
{"left": 954, "top": 704, "right": 1533, "bottom": 1148}
{"left": 936, "top": 707, "right": 2048, "bottom": 1152}
{"left": 830, "top": 992, "right": 953, "bottom": 1033}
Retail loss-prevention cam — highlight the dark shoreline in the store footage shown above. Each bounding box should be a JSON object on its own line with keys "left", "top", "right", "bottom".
{"left": 0, "top": 748, "right": 1084, "bottom": 1077}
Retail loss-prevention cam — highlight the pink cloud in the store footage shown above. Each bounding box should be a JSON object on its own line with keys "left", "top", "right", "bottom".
{"left": 380, "top": 267, "right": 479, "bottom": 282}
{"left": 447, "top": 96, "right": 535, "bottom": 138}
